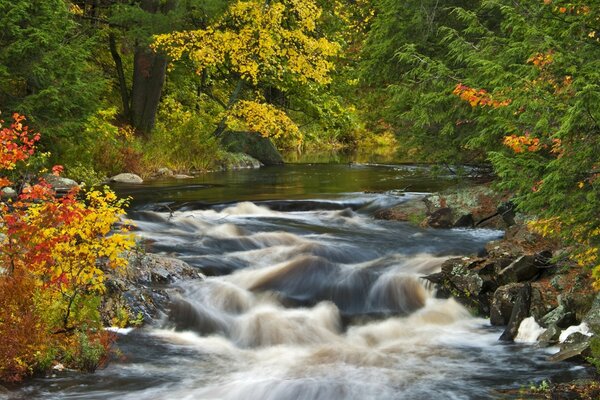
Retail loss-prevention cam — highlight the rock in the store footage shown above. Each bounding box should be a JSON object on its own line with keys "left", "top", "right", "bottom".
{"left": 1, "top": 186, "right": 17, "bottom": 199}
{"left": 490, "top": 283, "right": 526, "bottom": 326}
{"left": 549, "top": 338, "right": 592, "bottom": 362}
{"left": 538, "top": 324, "right": 561, "bottom": 346}
{"left": 101, "top": 253, "right": 203, "bottom": 326}
{"left": 174, "top": 174, "right": 194, "bottom": 179}
{"left": 424, "top": 257, "right": 498, "bottom": 315}
{"left": 541, "top": 305, "right": 577, "bottom": 329}
{"left": 559, "top": 323, "right": 593, "bottom": 343}
{"left": 425, "top": 207, "right": 454, "bottom": 229}
{"left": 43, "top": 174, "right": 79, "bottom": 192}
{"left": 110, "top": 173, "right": 143, "bottom": 184}
{"left": 498, "top": 255, "right": 539, "bottom": 284}
{"left": 583, "top": 292, "right": 600, "bottom": 332}
{"left": 221, "top": 131, "right": 284, "bottom": 165}
{"left": 423, "top": 186, "right": 510, "bottom": 229}
{"left": 156, "top": 167, "right": 174, "bottom": 177}
{"left": 500, "top": 282, "right": 531, "bottom": 341}
{"left": 374, "top": 196, "right": 428, "bottom": 222}
{"left": 223, "top": 152, "right": 263, "bottom": 170}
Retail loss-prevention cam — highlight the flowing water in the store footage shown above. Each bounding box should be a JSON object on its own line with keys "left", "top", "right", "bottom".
{"left": 8, "top": 164, "right": 592, "bottom": 399}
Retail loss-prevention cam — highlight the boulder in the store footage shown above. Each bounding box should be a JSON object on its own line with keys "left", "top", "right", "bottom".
{"left": 223, "top": 152, "right": 263, "bottom": 170}
{"left": 500, "top": 283, "right": 531, "bottom": 341}
{"left": 422, "top": 186, "right": 510, "bottom": 229}
{"left": 110, "top": 173, "right": 143, "bottom": 184}
{"left": 174, "top": 174, "right": 194, "bottom": 179}
{"left": 538, "top": 324, "right": 561, "bottom": 346}
{"left": 101, "top": 253, "right": 203, "bottom": 325}
{"left": 374, "top": 196, "right": 428, "bottom": 222}
{"left": 497, "top": 255, "right": 539, "bottom": 285}
{"left": 221, "top": 131, "right": 284, "bottom": 165}
{"left": 490, "top": 283, "right": 526, "bottom": 326}
{"left": 1, "top": 186, "right": 17, "bottom": 199}
{"left": 583, "top": 292, "right": 600, "bottom": 332}
{"left": 43, "top": 174, "right": 79, "bottom": 192}
{"left": 424, "top": 257, "right": 498, "bottom": 316}
{"left": 156, "top": 167, "right": 174, "bottom": 177}
{"left": 549, "top": 338, "right": 592, "bottom": 362}
{"left": 541, "top": 304, "right": 577, "bottom": 329}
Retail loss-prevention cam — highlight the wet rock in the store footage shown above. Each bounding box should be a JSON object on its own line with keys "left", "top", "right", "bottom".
{"left": 453, "top": 213, "right": 475, "bottom": 228}
{"left": 110, "top": 173, "right": 143, "bottom": 184}
{"left": 538, "top": 324, "right": 561, "bottom": 346}
{"left": 425, "top": 207, "right": 454, "bottom": 229}
{"left": 500, "top": 283, "right": 531, "bottom": 341}
{"left": 425, "top": 257, "right": 498, "bottom": 316}
{"left": 549, "top": 338, "right": 592, "bottom": 362}
{"left": 498, "top": 255, "right": 539, "bottom": 285}
{"left": 101, "top": 253, "right": 203, "bottom": 325}
{"left": 374, "top": 197, "right": 427, "bottom": 222}
{"left": 490, "top": 283, "right": 526, "bottom": 326}
{"left": 174, "top": 174, "right": 194, "bottom": 179}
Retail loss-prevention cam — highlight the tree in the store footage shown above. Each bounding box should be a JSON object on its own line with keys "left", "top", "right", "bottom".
{"left": 153, "top": 0, "right": 340, "bottom": 143}
{"left": 0, "top": 0, "right": 106, "bottom": 152}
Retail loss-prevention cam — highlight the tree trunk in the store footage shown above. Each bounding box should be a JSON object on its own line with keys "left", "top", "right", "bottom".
{"left": 130, "top": 48, "right": 167, "bottom": 134}
{"left": 129, "top": 0, "right": 176, "bottom": 135}
{"left": 109, "top": 32, "right": 130, "bottom": 119}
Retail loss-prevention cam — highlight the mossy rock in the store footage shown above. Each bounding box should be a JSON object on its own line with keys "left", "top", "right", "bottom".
{"left": 221, "top": 131, "right": 284, "bottom": 165}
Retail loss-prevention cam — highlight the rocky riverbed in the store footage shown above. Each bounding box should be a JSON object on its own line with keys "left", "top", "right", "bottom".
{"left": 376, "top": 185, "right": 600, "bottom": 398}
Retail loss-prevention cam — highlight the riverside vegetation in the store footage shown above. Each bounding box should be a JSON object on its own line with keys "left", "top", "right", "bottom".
{"left": 1, "top": 0, "right": 599, "bottom": 394}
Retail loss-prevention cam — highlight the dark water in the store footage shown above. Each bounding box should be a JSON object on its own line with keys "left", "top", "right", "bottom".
{"left": 6, "top": 164, "right": 592, "bottom": 400}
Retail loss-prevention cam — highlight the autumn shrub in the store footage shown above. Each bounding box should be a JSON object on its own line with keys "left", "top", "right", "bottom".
{"left": 0, "top": 113, "right": 134, "bottom": 382}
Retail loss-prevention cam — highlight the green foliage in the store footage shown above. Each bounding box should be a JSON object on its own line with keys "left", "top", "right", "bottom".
{"left": 144, "top": 96, "right": 227, "bottom": 172}
{"left": 0, "top": 0, "right": 107, "bottom": 153}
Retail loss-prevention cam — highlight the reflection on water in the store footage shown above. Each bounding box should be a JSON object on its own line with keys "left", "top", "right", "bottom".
{"left": 9, "top": 164, "right": 593, "bottom": 400}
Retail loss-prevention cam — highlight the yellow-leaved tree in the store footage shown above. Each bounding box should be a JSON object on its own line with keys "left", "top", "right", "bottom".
{"left": 153, "top": 0, "right": 340, "bottom": 145}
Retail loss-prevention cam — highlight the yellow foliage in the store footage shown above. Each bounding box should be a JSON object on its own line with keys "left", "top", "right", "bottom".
{"left": 153, "top": 0, "right": 340, "bottom": 85}
{"left": 226, "top": 100, "right": 302, "bottom": 145}
{"left": 529, "top": 218, "right": 600, "bottom": 289}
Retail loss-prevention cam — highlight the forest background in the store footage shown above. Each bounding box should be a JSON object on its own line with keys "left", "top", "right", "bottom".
{"left": 0, "top": 0, "right": 598, "bottom": 382}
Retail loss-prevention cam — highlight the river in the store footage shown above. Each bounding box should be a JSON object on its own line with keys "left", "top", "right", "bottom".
{"left": 9, "top": 164, "right": 591, "bottom": 399}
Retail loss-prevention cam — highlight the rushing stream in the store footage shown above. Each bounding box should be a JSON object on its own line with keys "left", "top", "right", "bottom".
{"left": 8, "top": 164, "right": 591, "bottom": 399}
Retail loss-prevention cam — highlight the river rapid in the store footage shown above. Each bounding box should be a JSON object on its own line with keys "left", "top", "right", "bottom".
{"left": 9, "top": 164, "right": 590, "bottom": 399}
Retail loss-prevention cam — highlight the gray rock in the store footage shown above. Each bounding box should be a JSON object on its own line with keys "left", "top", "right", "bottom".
{"left": 1, "top": 186, "right": 17, "bottom": 199}
{"left": 110, "top": 173, "right": 143, "bottom": 184}
{"left": 538, "top": 324, "right": 561, "bottom": 346}
{"left": 425, "top": 207, "right": 454, "bottom": 229}
{"left": 500, "top": 283, "right": 532, "bottom": 341}
{"left": 549, "top": 338, "right": 591, "bottom": 362}
{"left": 225, "top": 153, "right": 263, "bottom": 170}
{"left": 583, "top": 292, "right": 600, "bottom": 332}
{"left": 374, "top": 196, "right": 428, "bottom": 222}
{"left": 541, "top": 305, "right": 577, "bottom": 329}
{"left": 156, "top": 167, "right": 174, "bottom": 177}
{"left": 498, "top": 255, "right": 539, "bottom": 284}
{"left": 174, "top": 174, "right": 194, "bottom": 179}
{"left": 221, "top": 131, "right": 284, "bottom": 165}
{"left": 101, "top": 253, "right": 203, "bottom": 326}
{"left": 43, "top": 174, "right": 79, "bottom": 192}
{"left": 490, "top": 283, "right": 527, "bottom": 326}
